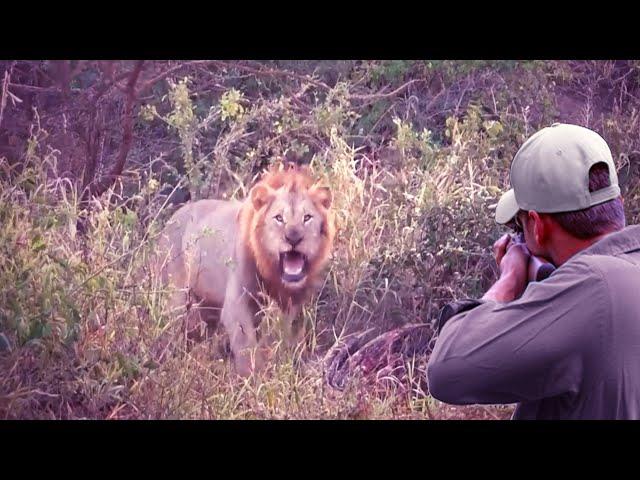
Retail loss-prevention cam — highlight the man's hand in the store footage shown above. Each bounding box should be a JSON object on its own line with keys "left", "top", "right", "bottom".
{"left": 492, "top": 233, "right": 513, "bottom": 268}
{"left": 482, "top": 234, "right": 530, "bottom": 303}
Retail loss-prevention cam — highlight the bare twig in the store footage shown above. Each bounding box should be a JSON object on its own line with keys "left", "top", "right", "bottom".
{"left": 139, "top": 60, "right": 217, "bottom": 93}
{"left": 0, "top": 62, "right": 16, "bottom": 129}
{"left": 7, "top": 82, "right": 58, "bottom": 93}
{"left": 351, "top": 78, "right": 424, "bottom": 101}
{"left": 213, "top": 60, "right": 332, "bottom": 91}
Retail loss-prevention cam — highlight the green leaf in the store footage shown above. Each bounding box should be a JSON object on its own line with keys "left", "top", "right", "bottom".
{"left": 483, "top": 120, "right": 504, "bottom": 138}
{"left": 31, "top": 234, "right": 46, "bottom": 252}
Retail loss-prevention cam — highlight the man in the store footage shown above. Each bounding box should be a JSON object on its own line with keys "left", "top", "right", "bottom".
{"left": 426, "top": 122, "right": 640, "bottom": 420}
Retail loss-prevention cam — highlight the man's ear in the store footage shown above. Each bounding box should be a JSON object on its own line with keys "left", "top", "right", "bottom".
{"left": 529, "top": 211, "right": 547, "bottom": 246}
{"left": 250, "top": 183, "right": 274, "bottom": 210}
{"left": 531, "top": 210, "right": 560, "bottom": 247}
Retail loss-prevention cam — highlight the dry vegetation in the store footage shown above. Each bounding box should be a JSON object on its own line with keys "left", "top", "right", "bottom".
{"left": 1, "top": 60, "right": 639, "bottom": 419}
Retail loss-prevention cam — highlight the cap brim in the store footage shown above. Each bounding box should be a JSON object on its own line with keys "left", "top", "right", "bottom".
{"left": 495, "top": 188, "right": 519, "bottom": 225}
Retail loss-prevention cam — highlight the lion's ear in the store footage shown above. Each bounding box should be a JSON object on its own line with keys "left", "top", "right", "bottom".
{"left": 250, "top": 184, "right": 274, "bottom": 210}
{"left": 311, "top": 185, "right": 332, "bottom": 210}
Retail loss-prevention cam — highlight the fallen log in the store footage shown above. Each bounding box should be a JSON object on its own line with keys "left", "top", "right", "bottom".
{"left": 323, "top": 323, "right": 435, "bottom": 393}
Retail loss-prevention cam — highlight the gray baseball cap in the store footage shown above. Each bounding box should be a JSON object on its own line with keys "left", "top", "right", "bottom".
{"left": 495, "top": 123, "right": 621, "bottom": 224}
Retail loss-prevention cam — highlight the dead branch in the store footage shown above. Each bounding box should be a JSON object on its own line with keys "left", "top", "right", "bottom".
{"left": 212, "top": 60, "right": 332, "bottom": 91}
{"left": 139, "top": 60, "right": 217, "bottom": 94}
{"left": 7, "top": 82, "right": 58, "bottom": 94}
{"left": 351, "top": 78, "right": 424, "bottom": 101}
{"left": 0, "top": 62, "right": 17, "bottom": 129}
{"left": 88, "top": 61, "right": 146, "bottom": 198}
{"left": 324, "top": 323, "right": 434, "bottom": 392}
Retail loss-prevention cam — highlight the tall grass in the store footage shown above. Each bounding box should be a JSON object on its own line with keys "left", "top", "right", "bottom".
{"left": 0, "top": 101, "right": 519, "bottom": 419}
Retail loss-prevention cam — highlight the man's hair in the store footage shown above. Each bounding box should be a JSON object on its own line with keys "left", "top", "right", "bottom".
{"left": 549, "top": 162, "right": 625, "bottom": 239}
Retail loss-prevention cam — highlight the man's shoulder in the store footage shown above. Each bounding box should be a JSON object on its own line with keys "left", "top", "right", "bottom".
{"left": 560, "top": 248, "right": 640, "bottom": 305}
{"left": 552, "top": 254, "right": 603, "bottom": 280}
{"left": 569, "top": 248, "right": 638, "bottom": 277}
{"left": 532, "top": 255, "right": 610, "bottom": 306}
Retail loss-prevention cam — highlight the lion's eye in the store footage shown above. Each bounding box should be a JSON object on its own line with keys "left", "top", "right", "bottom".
{"left": 274, "top": 214, "right": 284, "bottom": 223}
{"left": 303, "top": 214, "right": 312, "bottom": 223}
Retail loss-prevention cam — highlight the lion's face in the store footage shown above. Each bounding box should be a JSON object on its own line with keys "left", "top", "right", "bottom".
{"left": 260, "top": 188, "right": 330, "bottom": 289}
{"left": 243, "top": 165, "right": 334, "bottom": 294}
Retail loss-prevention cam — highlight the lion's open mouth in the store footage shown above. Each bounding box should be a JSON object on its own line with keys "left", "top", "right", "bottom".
{"left": 280, "top": 251, "right": 308, "bottom": 283}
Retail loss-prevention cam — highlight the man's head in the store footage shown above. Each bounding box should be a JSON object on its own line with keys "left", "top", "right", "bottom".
{"left": 496, "top": 123, "right": 626, "bottom": 265}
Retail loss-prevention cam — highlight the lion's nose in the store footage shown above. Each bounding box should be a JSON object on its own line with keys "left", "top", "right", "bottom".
{"left": 285, "top": 228, "right": 303, "bottom": 247}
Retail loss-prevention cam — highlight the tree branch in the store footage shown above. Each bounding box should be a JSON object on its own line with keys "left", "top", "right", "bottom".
{"left": 0, "top": 62, "right": 17, "bottom": 129}
{"left": 350, "top": 79, "right": 423, "bottom": 101}
{"left": 88, "top": 61, "right": 145, "bottom": 197}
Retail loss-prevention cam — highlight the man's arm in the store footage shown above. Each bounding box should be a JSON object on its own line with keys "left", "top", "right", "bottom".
{"left": 427, "top": 258, "right": 605, "bottom": 405}
{"left": 427, "top": 230, "right": 604, "bottom": 405}
{"left": 435, "top": 233, "right": 554, "bottom": 334}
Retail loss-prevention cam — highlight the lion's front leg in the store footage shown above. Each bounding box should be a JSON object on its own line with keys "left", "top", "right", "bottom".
{"left": 283, "top": 305, "right": 306, "bottom": 349}
{"left": 167, "top": 286, "right": 206, "bottom": 340}
{"left": 221, "top": 286, "right": 265, "bottom": 377}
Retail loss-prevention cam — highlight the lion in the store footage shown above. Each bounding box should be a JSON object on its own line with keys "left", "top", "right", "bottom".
{"left": 154, "top": 163, "right": 335, "bottom": 376}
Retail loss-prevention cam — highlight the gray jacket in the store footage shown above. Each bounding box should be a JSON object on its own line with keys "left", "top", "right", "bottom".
{"left": 427, "top": 225, "right": 640, "bottom": 419}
